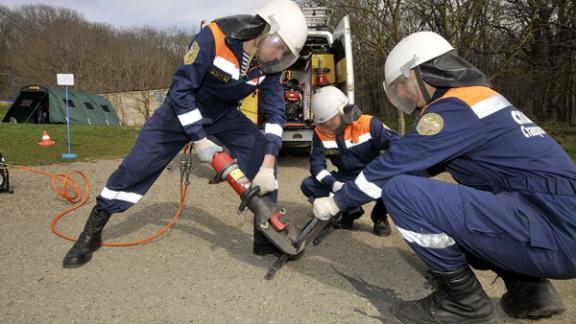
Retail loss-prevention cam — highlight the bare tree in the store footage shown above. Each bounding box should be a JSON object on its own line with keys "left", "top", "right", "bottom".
{"left": 301, "top": 0, "right": 575, "bottom": 128}
{"left": 1, "top": 2, "right": 574, "bottom": 126}
{"left": 0, "top": 5, "right": 14, "bottom": 95}
{"left": 0, "top": 4, "right": 191, "bottom": 104}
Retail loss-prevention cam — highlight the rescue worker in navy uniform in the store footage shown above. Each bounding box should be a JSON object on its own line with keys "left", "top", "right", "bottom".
{"left": 63, "top": 0, "right": 308, "bottom": 268}
{"left": 313, "top": 31, "right": 576, "bottom": 323}
{"left": 300, "top": 86, "right": 399, "bottom": 236}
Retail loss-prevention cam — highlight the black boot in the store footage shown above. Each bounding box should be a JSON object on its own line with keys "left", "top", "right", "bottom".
{"left": 335, "top": 216, "right": 355, "bottom": 230}
{"left": 396, "top": 266, "right": 496, "bottom": 324}
{"left": 63, "top": 207, "right": 111, "bottom": 268}
{"left": 370, "top": 200, "right": 391, "bottom": 237}
{"left": 373, "top": 218, "right": 391, "bottom": 237}
{"left": 336, "top": 207, "right": 364, "bottom": 230}
{"left": 499, "top": 271, "right": 566, "bottom": 319}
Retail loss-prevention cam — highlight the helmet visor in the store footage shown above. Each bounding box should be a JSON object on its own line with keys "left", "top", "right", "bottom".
{"left": 256, "top": 32, "right": 298, "bottom": 73}
{"left": 383, "top": 72, "right": 420, "bottom": 114}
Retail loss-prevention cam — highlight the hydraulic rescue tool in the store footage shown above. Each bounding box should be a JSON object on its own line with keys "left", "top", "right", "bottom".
{"left": 265, "top": 217, "right": 319, "bottom": 280}
{"left": 210, "top": 151, "right": 305, "bottom": 257}
{"left": 312, "top": 211, "right": 343, "bottom": 246}
{"left": 265, "top": 210, "right": 344, "bottom": 280}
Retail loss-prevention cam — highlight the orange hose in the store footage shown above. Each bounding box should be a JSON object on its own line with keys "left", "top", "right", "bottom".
{"left": 9, "top": 165, "right": 186, "bottom": 247}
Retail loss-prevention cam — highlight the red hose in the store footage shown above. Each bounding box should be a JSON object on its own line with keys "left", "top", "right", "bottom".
{"left": 10, "top": 164, "right": 186, "bottom": 247}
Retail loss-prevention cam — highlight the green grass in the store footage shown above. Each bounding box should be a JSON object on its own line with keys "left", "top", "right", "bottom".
{"left": 1, "top": 102, "right": 574, "bottom": 165}
{"left": 542, "top": 122, "right": 576, "bottom": 160}
{"left": 0, "top": 106, "right": 140, "bottom": 166}
{"left": 0, "top": 102, "right": 10, "bottom": 119}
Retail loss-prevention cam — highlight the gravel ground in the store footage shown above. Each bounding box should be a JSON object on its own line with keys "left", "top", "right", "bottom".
{"left": 1, "top": 153, "right": 575, "bottom": 323}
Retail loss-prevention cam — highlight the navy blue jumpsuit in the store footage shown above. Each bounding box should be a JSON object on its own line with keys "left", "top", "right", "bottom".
{"left": 334, "top": 86, "right": 576, "bottom": 279}
{"left": 96, "top": 22, "right": 286, "bottom": 213}
{"left": 301, "top": 115, "right": 399, "bottom": 217}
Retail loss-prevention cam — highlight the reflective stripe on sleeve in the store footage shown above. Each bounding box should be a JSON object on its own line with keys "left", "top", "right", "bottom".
{"left": 177, "top": 109, "right": 202, "bottom": 127}
{"left": 315, "top": 170, "right": 331, "bottom": 182}
{"left": 265, "top": 123, "right": 283, "bottom": 137}
{"left": 354, "top": 171, "right": 382, "bottom": 199}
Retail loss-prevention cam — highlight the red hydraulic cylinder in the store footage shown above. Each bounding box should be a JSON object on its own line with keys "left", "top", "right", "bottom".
{"left": 210, "top": 152, "right": 251, "bottom": 195}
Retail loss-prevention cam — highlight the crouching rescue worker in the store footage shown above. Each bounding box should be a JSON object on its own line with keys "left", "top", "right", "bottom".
{"left": 312, "top": 31, "right": 576, "bottom": 323}
{"left": 300, "top": 86, "right": 399, "bottom": 236}
{"left": 62, "top": 0, "right": 308, "bottom": 268}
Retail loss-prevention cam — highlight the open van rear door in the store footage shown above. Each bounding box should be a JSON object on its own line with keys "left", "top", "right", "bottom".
{"left": 332, "top": 15, "right": 355, "bottom": 104}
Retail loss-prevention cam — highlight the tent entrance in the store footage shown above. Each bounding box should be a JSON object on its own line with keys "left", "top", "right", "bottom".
{"left": 3, "top": 90, "right": 49, "bottom": 123}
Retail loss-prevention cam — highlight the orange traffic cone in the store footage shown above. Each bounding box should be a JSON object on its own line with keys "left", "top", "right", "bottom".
{"left": 38, "top": 130, "right": 56, "bottom": 146}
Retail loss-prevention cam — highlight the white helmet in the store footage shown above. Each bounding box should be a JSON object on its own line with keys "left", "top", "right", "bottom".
{"left": 383, "top": 31, "right": 454, "bottom": 114}
{"left": 256, "top": 0, "right": 307, "bottom": 73}
{"left": 313, "top": 86, "right": 349, "bottom": 123}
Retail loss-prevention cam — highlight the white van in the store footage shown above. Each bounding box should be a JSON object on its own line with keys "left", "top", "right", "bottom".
{"left": 240, "top": 8, "right": 355, "bottom": 147}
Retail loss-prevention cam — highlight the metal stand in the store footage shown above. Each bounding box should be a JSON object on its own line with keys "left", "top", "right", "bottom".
{"left": 61, "top": 85, "right": 77, "bottom": 159}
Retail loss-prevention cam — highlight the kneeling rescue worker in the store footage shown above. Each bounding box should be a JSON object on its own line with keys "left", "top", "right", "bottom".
{"left": 63, "top": 0, "right": 308, "bottom": 267}
{"left": 300, "top": 86, "right": 399, "bottom": 236}
{"left": 312, "top": 31, "right": 576, "bottom": 323}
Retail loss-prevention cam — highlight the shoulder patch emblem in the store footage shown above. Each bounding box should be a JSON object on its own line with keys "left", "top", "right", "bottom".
{"left": 416, "top": 113, "right": 444, "bottom": 136}
{"left": 183, "top": 41, "right": 200, "bottom": 65}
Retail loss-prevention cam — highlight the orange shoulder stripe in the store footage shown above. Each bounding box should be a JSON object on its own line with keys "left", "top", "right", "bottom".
{"left": 444, "top": 86, "right": 498, "bottom": 107}
{"left": 207, "top": 22, "right": 239, "bottom": 68}
{"left": 420, "top": 86, "right": 497, "bottom": 115}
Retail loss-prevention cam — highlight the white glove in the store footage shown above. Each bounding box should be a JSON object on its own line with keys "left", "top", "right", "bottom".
{"left": 252, "top": 167, "right": 277, "bottom": 196}
{"left": 313, "top": 196, "right": 341, "bottom": 221}
{"left": 194, "top": 138, "right": 223, "bottom": 162}
{"left": 332, "top": 181, "right": 344, "bottom": 192}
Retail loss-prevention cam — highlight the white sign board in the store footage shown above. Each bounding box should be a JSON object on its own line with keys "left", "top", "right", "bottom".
{"left": 57, "top": 74, "right": 74, "bottom": 86}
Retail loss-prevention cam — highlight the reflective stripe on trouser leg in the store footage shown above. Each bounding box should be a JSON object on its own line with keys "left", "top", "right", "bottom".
{"left": 382, "top": 174, "right": 576, "bottom": 278}
{"left": 96, "top": 104, "right": 190, "bottom": 213}
{"left": 382, "top": 175, "right": 466, "bottom": 272}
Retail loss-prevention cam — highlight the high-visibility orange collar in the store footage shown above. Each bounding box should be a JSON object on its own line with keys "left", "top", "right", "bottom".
{"left": 315, "top": 115, "right": 372, "bottom": 144}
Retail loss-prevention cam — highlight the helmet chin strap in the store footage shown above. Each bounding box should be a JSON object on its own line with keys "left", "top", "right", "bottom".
{"left": 414, "top": 66, "right": 432, "bottom": 104}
